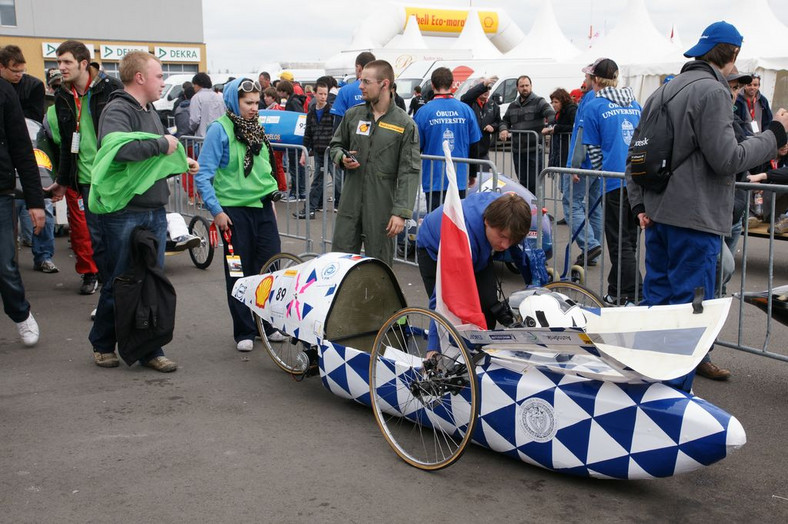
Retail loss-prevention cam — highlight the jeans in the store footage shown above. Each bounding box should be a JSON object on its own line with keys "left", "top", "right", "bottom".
{"left": 16, "top": 198, "right": 55, "bottom": 265}
{"left": 287, "top": 149, "right": 306, "bottom": 199}
{"left": 561, "top": 174, "right": 602, "bottom": 251}
{"left": 221, "top": 204, "right": 281, "bottom": 342}
{"left": 0, "top": 195, "right": 31, "bottom": 322}
{"left": 89, "top": 207, "right": 167, "bottom": 362}
{"left": 307, "top": 154, "right": 333, "bottom": 212}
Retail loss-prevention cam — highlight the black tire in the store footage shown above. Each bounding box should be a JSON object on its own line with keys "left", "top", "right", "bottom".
{"left": 188, "top": 215, "right": 214, "bottom": 269}
{"left": 369, "top": 307, "right": 479, "bottom": 470}
{"left": 570, "top": 266, "right": 585, "bottom": 284}
{"left": 544, "top": 281, "right": 606, "bottom": 309}
{"left": 255, "top": 253, "right": 308, "bottom": 374}
{"left": 505, "top": 261, "right": 520, "bottom": 274}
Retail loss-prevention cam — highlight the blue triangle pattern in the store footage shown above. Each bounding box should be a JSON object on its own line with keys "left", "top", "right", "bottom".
{"left": 555, "top": 417, "right": 592, "bottom": 464}
{"left": 479, "top": 403, "right": 518, "bottom": 445}
{"left": 594, "top": 405, "right": 638, "bottom": 453}
{"left": 540, "top": 367, "right": 565, "bottom": 386}
{"left": 518, "top": 440, "right": 553, "bottom": 469}
{"left": 630, "top": 447, "right": 679, "bottom": 478}
{"left": 587, "top": 455, "right": 630, "bottom": 479}
{"left": 326, "top": 362, "right": 350, "bottom": 396}
{"left": 679, "top": 432, "right": 728, "bottom": 466}
{"left": 620, "top": 383, "right": 650, "bottom": 405}
{"left": 480, "top": 367, "right": 519, "bottom": 402}
{"left": 346, "top": 352, "right": 370, "bottom": 383}
{"left": 325, "top": 284, "right": 336, "bottom": 296}
{"left": 306, "top": 269, "right": 317, "bottom": 283}
{"left": 554, "top": 380, "right": 600, "bottom": 417}
{"left": 638, "top": 398, "right": 690, "bottom": 444}
{"left": 302, "top": 303, "right": 313, "bottom": 319}
{"left": 293, "top": 327, "right": 300, "bottom": 340}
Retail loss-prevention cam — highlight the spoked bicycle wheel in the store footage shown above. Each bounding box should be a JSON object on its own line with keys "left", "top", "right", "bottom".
{"left": 544, "top": 281, "right": 606, "bottom": 309}
{"left": 369, "top": 307, "right": 479, "bottom": 470}
{"left": 188, "top": 215, "right": 214, "bottom": 269}
{"left": 254, "top": 253, "right": 308, "bottom": 375}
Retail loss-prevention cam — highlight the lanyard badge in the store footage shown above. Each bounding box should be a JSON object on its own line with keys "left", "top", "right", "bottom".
{"left": 223, "top": 230, "right": 243, "bottom": 277}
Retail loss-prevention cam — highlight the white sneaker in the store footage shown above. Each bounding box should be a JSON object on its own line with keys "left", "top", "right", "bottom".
{"left": 267, "top": 330, "right": 286, "bottom": 342}
{"left": 173, "top": 234, "right": 201, "bottom": 251}
{"left": 90, "top": 308, "right": 97, "bottom": 320}
{"left": 16, "top": 313, "right": 40, "bottom": 347}
{"left": 236, "top": 339, "right": 254, "bottom": 352}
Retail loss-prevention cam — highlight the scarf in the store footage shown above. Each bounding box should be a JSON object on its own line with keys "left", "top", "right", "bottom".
{"left": 226, "top": 110, "right": 269, "bottom": 177}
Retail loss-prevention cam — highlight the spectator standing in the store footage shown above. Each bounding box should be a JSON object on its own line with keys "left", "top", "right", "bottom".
{"left": 735, "top": 73, "right": 772, "bottom": 135}
{"left": 330, "top": 52, "right": 376, "bottom": 129}
{"left": 189, "top": 72, "right": 226, "bottom": 137}
{"left": 581, "top": 58, "right": 642, "bottom": 306}
{"left": 408, "top": 85, "right": 426, "bottom": 116}
{"left": 174, "top": 84, "right": 194, "bottom": 137}
{"left": 392, "top": 83, "right": 406, "bottom": 111}
{"left": 499, "top": 75, "right": 555, "bottom": 194}
{"left": 296, "top": 81, "right": 335, "bottom": 218}
{"left": 195, "top": 78, "right": 283, "bottom": 352}
{"left": 414, "top": 67, "right": 481, "bottom": 211}
{"left": 89, "top": 51, "right": 199, "bottom": 371}
{"left": 0, "top": 77, "right": 45, "bottom": 346}
{"left": 626, "top": 21, "right": 788, "bottom": 385}
{"left": 46, "top": 40, "right": 124, "bottom": 291}
{"left": 276, "top": 79, "right": 307, "bottom": 202}
{"left": 258, "top": 71, "right": 271, "bottom": 90}
{"left": 0, "top": 45, "right": 45, "bottom": 121}
{"left": 460, "top": 76, "right": 501, "bottom": 175}
{"left": 543, "top": 88, "right": 577, "bottom": 169}
{"left": 329, "top": 60, "right": 420, "bottom": 267}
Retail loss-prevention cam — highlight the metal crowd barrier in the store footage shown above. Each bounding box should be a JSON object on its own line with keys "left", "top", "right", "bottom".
{"left": 536, "top": 166, "right": 788, "bottom": 362}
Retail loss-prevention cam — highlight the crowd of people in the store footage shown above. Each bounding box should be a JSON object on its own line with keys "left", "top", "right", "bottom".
{"left": 2, "top": 21, "right": 787, "bottom": 386}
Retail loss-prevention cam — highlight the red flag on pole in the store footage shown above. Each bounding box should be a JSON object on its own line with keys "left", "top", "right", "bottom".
{"left": 435, "top": 140, "right": 487, "bottom": 330}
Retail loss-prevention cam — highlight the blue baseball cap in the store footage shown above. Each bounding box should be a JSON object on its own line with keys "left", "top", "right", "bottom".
{"left": 684, "top": 21, "right": 743, "bottom": 58}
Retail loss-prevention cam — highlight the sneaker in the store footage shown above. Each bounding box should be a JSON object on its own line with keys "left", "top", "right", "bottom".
{"left": 292, "top": 209, "right": 315, "bottom": 219}
{"left": 172, "top": 234, "right": 201, "bottom": 251}
{"left": 267, "top": 330, "right": 286, "bottom": 342}
{"left": 556, "top": 218, "right": 567, "bottom": 225}
{"left": 768, "top": 216, "right": 788, "bottom": 235}
{"left": 19, "top": 238, "right": 32, "bottom": 248}
{"left": 747, "top": 215, "right": 762, "bottom": 229}
{"left": 696, "top": 360, "right": 731, "bottom": 380}
{"left": 90, "top": 308, "right": 97, "bottom": 321}
{"left": 34, "top": 260, "right": 59, "bottom": 273}
{"left": 142, "top": 356, "right": 177, "bottom": 372}
{"left": 603, "top": 294, "right": 637, "bottom": 307}
{"left": 16, "top": 313, "right": 39, "bottom": 347}
{"left": 236, "top": 339, "right": 254, "bottom": 352}
{"left": 93, "top": 351, "right": 119, "bottom": 368}
{"left": 80, "top": 273, "right": 99, "bottom": 295}
{"left": 575, "top": 245, "right": 602, "bottom": 267}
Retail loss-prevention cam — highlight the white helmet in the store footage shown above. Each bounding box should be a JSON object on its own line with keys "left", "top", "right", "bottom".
{"left": 518, "top": 291, "right": 587, "bottom": 328}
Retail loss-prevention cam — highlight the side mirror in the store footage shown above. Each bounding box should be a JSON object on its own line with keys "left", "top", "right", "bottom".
{"left": 167, "top": 92, "right": 176, "bottom": 101}
{"left": 493, "top": 94, "right": 503, "bottom": 105}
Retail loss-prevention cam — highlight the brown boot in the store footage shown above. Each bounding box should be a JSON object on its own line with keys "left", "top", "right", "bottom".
{"left": 696, "top": 361, "right": 731, "bottom": 380}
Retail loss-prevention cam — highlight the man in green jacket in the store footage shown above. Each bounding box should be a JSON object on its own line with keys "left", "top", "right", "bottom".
{"left": 329, "top": 60, "right": 420, "bottom": 267}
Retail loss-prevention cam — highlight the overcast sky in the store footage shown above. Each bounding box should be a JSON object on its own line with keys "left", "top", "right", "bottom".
{"left": 202, "top": 0, "right": 788, "bottom": 74}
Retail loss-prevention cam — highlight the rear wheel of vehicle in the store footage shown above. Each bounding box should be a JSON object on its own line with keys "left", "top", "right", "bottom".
{"left": 369, "top": 307, "right": 479, "bottom": 471}
{"left": 544, "top": 281, "right": 606, "bottom": 309}
{"left": 255, "top": 253, "right": 308, "bottom": 374}
{"left": 188, "top": 215, "right": 214, "bottom": 269}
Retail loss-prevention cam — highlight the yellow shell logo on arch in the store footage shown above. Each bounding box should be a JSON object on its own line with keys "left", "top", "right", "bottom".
{"left": 34, "top": 149, "right": 52, "bottom": 171}
{"left": 255, "top": 275, "right": 274, "bottom": 308}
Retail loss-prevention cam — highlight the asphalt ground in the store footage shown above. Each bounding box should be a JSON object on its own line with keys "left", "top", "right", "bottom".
{"left": 1, "top": 205, "right": 787, "bottom": 524}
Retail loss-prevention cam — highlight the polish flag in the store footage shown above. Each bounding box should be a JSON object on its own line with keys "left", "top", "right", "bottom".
{"left": 435, "top": 140, "right": 486, "bottom": 330}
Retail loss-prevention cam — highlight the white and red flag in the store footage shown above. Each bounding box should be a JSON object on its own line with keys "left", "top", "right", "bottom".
{"left": 435, "top": 140, "right": 486, "bottom": 330}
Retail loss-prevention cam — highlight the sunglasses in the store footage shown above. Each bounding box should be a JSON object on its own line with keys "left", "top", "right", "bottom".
{"left": 238, "top": 79, "right": 261, "bottom": 93}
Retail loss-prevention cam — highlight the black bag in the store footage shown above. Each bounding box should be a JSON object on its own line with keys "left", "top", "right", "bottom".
{"left": 114, "top": 227, "right": 177, "bottom": 365}
{"left": 628, "top": 78, "right": 704, "bottom": 192}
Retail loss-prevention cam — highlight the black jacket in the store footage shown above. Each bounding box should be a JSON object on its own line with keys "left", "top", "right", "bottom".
{"left": 303, "top": 102, "right": 334, "bottom": 156}
{"left": 548, "top": 102, "right": 577, "bottom": 168}
{"left": 54, "top": 66, "right": 123, "bottom": 189}
{"left": 285, "top": 94, "right": 307, "bottom": 113}
{"left": 460, "top": 82, "right": 501, "bottom": 158}
{"left": 11, "top": 74, "right": 45, "bottom": 122}
{"left": 500, "top": 92, "right": 555, "bottom": 151}
{"left": 0, "top": 79, "right": 44, "bottom": 208}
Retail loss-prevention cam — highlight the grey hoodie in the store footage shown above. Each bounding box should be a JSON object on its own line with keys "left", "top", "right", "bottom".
{"left": 97, "top": 90, "right": 171, "bottom": 210}
{"left": 626, "top": 60, "right": 787, "bottom": 236}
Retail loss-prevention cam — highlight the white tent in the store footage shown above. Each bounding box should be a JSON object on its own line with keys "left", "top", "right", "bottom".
{"left": 506, "top": 0, "right": 579, "bottom": 61}
{"left": 451, "top": 9, "right": 502, "bottom": 58}
{"left": 385, "top": 15, "right": 428, "bottom": 49}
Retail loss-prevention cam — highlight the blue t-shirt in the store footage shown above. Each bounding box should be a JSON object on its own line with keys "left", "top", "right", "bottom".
{"left": 566, "top": 90, "right": 595, "bottom": 169}
{"left": 582, "top": 96, "right": 641, "bottom": 192}
{"left": 330, "top": 80, "right": 363, "bottom": 117}
{"left": 414, "top": 97, "right": 482, "bottom": 191}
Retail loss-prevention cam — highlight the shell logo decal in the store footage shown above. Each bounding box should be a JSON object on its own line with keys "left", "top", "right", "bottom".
{"left": 358, "top": 122, "right": 369, "bottom": 133}
{"left": 34, "top": 149, "right": 52, "bottom": 171}
{"left": 255, "top": 275, "right": 274, "bottom": 308}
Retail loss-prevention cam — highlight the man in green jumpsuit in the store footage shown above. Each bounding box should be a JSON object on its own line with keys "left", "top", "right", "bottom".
{"left": 329, "top": 60, "right": 420, "bottom": 267}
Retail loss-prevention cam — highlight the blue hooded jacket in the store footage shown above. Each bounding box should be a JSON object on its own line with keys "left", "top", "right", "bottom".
{"left": 194, "top": 78, "right": 252, "bottom": 216}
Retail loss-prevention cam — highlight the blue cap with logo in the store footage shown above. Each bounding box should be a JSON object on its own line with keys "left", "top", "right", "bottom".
{"left": 684, "top": 21, "right": 743, "bottom": 58}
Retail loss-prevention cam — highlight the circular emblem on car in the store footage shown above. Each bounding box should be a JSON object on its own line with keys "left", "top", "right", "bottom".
{"left": 518, "top": 398, "right": 557, "bottom": 443}
{"left": 321, "top": 262, "right": 338, "bottom": 280}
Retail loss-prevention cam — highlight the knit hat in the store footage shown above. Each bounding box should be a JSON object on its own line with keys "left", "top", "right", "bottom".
{"left": 279, "top": 71, "right": 294, "bottom": 82}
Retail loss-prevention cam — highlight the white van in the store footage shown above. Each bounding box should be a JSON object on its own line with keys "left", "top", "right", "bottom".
{"left": 153, "top": 73, "right": 237, "bottom": 121}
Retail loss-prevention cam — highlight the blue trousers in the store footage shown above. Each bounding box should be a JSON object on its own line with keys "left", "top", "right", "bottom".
{"left": 0, "top": 195, "right": 31, "bottom": 323}
{"left": 221, "top": 204, "right": 281, "bottom": 342}
{"left": 561, "top": 174, "right": 602, "bottom": 251}
{"left": 90, "top": 207, "right": 167, "bottom": 362}
{"left": 16, "top": 198, "right": 55, "bottom": 265}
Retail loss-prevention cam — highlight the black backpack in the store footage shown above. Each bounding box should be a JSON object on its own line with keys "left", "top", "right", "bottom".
{"left": 628, "top": 77, "right": 704, "bottom": 192}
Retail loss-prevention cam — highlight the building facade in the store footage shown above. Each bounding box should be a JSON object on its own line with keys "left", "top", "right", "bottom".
{"left": 0, "top": 0, "right": 206, "bottom": 82}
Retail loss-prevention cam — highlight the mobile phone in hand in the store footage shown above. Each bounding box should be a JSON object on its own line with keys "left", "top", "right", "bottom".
{"left": 340, "top": 148, "right": 358, "bottom": 163}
